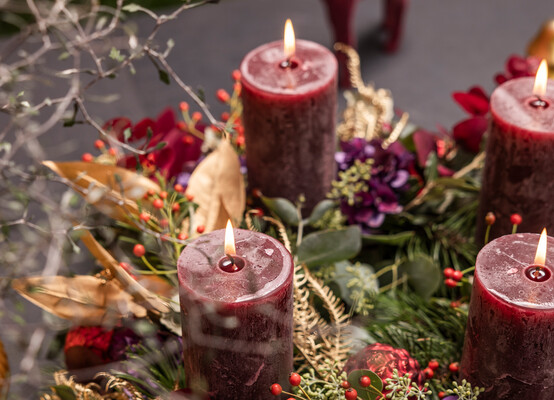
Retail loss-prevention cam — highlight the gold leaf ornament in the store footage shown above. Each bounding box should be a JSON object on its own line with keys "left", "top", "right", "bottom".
{"left": 42, "top": 161, "right": 160, "bottom": 223}
{"left": 185, "top": 140, "right": 245, "bottom": 233}
{"left": 77, "top": 229, "right": 171, "bottom": 313}
{"left": 12, "top": 276, "right": 147, "bottom": 325}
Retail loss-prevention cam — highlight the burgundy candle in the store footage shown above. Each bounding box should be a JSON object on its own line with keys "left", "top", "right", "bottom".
{"left": 240, "top": 20, "right": 338, "bottom": 212}
{"left": 477, "top": 62, "right": 554, "bottom": 242}
{"left": 461, "top": 232, "right": 554, "bottom": 399}
{"left": 178, "top": 223, "right": 294, "bottom": 400}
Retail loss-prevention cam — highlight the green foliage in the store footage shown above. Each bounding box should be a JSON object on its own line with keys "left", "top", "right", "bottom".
{"left": 332, "top": 261, "right": 379, "bottom": 316}
{"left": 297, "top": 226, "right": 362, "bottom": 267}
{"left": 384, "top": 369, "right": 431, "bottom": 399}
{"left": 261, "top": 196, "right": 299, "bottom": 226}
{"left": 399, "top": 255, "right": 441, "bottom": 300}
{"left": 365, "top": 291, "right": 468, "bottom": 368}
{"left": 446, "top": 380, "right": 484, "bottom": 400}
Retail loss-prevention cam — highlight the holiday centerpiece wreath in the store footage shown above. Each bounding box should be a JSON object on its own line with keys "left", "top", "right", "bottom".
{"left": 9, "top": 49, "right": 543, "bottom": 400}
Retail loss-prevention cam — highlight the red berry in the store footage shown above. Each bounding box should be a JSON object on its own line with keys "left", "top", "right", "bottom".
{"left": 174, "top": 183, "right": 184, "bottom": 193}
{"left": 452, "top": 270, "right": 464, "bottom": 281}
{"left": 269, "top": 383, "right": 282, "bottom": 395}
{"left": 438, "top": 392, "right": 446, "bottom": 399}
{"left": 133, "top": 244, "right": 145, "bottom": 257}
{"left": 196, "top": 225, "right": 205, "bottom": 234}
{"left": 153, "top": 198, "right": 164, "bottom": 209}
{"left": 139, "top": 212, "right": 150, "bottom": 222}
{"left": 443, "top": 268, "right": 455, "bottom": 279}
{"left": 445, "top": 278, "right": 458, "bottom": 288}
{"left": 177, "top": 121, "right": 187, "bottom": 131}
{"left": 449, "top": 362, "right": 459, "bottom": 373}
{"left": 81, "top": 153, "right": 93, "bottom": 162}
{"left": 159, "top": 191, "right": 168, "bottom": 199}
{"left": 192, "top": 112, "right": 202, "bottom": 121}
{"left": 359, "top": 375, "right": 371, "bottom": 387}
{"left": 252, "top": 188, "right": 262, "bottom": 198}
{"left": 510, "top": 213, "right": 522, "bottom": 225}
{"left": 221, "top": 111, "right": 230, "bottom": 121}
{"left": 216, "top": 89, "right": 230, "bottom": 103}
{"left": 450, "top": 300, "right": 461, "bottom": 308}
{"left": 340, "top": 381, "right": 351, "bottom": 389}
{"left": 160, "top": 218, "right": 169, "bottom": 228}
{"left": 172, "top": 203, "right": 181, "bottom": 212}
{"left": 183, "top": 136, "right": 194, "bottom": 145}
{"left": 232, "top": 69, "right": 241, "bottom": 81}
{"left": 108, "top": 147, "right": 117, "bottom": 156}
{"left": 119, "top": 262, "right": 132, "bottom": 273}
{"left": 345, "top": 388, "right": 358, "bottom": 400}
{"left": 233, "top": 82, "right": 242, "bottom": 95}
{"left": 428, "top": 359, "right": 439, "bottom": 370}
{"left": 94, "top": 140, "right": 105, "bottom": 149}
{"left": 424, "top": 367, "right": 434, "bottom": 378}
{"left": 236, "top": 136, "right": 245, "bottom": 146}
{"left": 289, "top": 372, "right": 301, "bottom": 386}
{"left": 186, "top": 193, "right": 194, "bottom": 201}
{"left": 485, "top": 211, "right": 496, "bottom": 225}
{"left": 147, "top": 189, "right": 155, "bottom": 196}
{"left": 178, "top": 232, "right": 188, "bottom": 241}
{"left": 179, "top": 102, "right": 189, "bottom": 112}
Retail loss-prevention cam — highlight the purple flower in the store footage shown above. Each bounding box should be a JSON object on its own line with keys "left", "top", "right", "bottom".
{"left": 332, "top": 138, "right": 414, "bottom": 233}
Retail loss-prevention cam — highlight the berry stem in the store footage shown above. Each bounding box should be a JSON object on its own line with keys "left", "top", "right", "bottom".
{"left": 461, "top": 266, "right": 475, "bottom": 275}
{"left": 362, "top": 384, "right": 384, "bottom": 398}
{"left": 135, "top": 269, "right": 177, "bottom": 275}
{"left": 141, "top": 255, "right": 158, "bottom": 273}
{"left": 281, "top": 390, "right": 308, "bottom": 400}
{"left": 512, "top": 224, "right": 517, "bottom": 234}
{"left": 298, "top": 385, "right": 312, "bottom": 400}
{"left": 484, "top": 224, "right": 491, "bottom": 245}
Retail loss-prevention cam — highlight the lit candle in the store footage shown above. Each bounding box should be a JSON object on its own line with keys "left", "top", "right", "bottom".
{"left": 178, "top": 221, "right": 294, "bottom": 399}
{"left": 240, "top": 19, "right": 338, "bottom": 212}
{"left": 461, "top": 229, "right": 554, "bottom": 399}
{"left": 477, "top": 60, "right": 554, "bottom": 241}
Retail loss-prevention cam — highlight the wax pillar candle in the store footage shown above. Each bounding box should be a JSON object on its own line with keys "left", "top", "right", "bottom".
{"left": 461, "top": 233, "right": 554, "bottom": 399}
{"left": 178, "top": 228, "right": 294, "bottom": 400}
{"left": 476, "top": 73, "right": 554, "bottom": 242}
{"left": 240, "top": 25, "right": 338, "bottom": 212}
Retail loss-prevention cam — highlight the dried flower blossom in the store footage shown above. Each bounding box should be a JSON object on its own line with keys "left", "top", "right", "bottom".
{"left": 331, "top": 138, "right": 413, "bottom": 232}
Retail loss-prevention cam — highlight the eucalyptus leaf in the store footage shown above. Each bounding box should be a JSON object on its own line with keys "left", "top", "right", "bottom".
{"left": 362, "top": 231, "right": 414, "bottom": 245}
{"left": 424, "top": 152, "right": 438, "bottom": 183}
{"left": 261, "top": 196, "right": 299, "bottom": 226}
{"left": 51, "top": 385, "right": 77, "bottom": 400}
{"left": 347, "top": 369, "right": 383, "bottom": 400}
{"left": 296, "top": 226, "right": 361, "bottom": 267}
{"left": 399, "top": 254, "right": 441, "bottom": 299}
{"left": 333, "top": 261, "right": 378, "bottom": 307}
{"left": 307, "top": 199, "right": 335, "bottom": 225}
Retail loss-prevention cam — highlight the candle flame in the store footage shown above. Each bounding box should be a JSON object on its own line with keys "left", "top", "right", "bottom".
{"left": 224, "top": 219, "right": 236, "bottom": 256}
{"left": 284, "top": 19, "right": 295, "bottom": 59}
{"left": 534, "top": 228, "right": 548, "bottom": 266}
{"left": 533, "top": 59, "right": 548, "bottom": 97}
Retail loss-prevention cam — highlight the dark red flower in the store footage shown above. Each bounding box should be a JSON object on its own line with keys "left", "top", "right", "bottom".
{"left": 494, "top": 54, "right": 541, "bottom": 84}
{"left": 343, "top": 343, "right": 425, "bottom": 394}
{"left": 452, "top": 86, "right": 489, "bottom": 117}
{"left": 103, "top": 108, "right": 203, "bottom": 180}
{"left": 450, "top": 86, "right": 490, "bottom": 153}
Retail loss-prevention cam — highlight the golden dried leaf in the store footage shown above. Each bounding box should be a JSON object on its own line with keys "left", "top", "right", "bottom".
{"left": 77, "top": 229, "right": 171, "bottom": 313}
{"left": 12, "top": 276, "right": 147, "bottom": 325}
{"left": 0, "top": 337, "right": 8, "bottom": 399}
{"left": 185, "top": 140, "right": 245, "bottom": 233}
{"left": 43, "top": 161, "right": 160, "bottom": 223}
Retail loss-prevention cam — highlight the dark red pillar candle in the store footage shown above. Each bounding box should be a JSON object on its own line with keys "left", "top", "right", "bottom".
{"left": 461, "top": 233, "right": 554, "bottom": 399}
{"left": 178, "top": 228, "right": 294, "bottom": 400}
{"left": 240, "top": 39, "right": 338, "bottom": 212}
{"left": 476, "top": 77, "right": 554, "bottom": 242}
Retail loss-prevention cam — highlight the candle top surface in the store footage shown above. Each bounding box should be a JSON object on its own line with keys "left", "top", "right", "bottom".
{"left": 177, "top": 229, "right": 293, "bottom": 303}
{"left": 240, "top": 39, "right": 337, "bottom": 96}
{"left": 490, "top": 77, "right": 554, "bottom": 134}
{"left": 476, "top": 233, "right": 554, "bottom": 309}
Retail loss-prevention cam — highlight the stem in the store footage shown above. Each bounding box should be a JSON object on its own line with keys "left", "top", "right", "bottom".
{"left": 136, "top": 270, "right": 177, "bottom": 275}
{"left": 484, "top": 224, "right": 491, "bottom": 245}
{"left": 141, "top": 255, "right": 158, "bottom": 273}
{"left": 461, "top": 266, "right": 475, "bottom": 275}
{"left": 512, "top": 224, "right": 517, "bottom": 234}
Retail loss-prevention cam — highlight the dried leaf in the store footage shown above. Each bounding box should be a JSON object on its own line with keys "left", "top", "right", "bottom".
{"left": 77, "top": 229, "right": 171, "bottom": 313}
{"left": 185, "top": 140, "right": 245, "bottom": 233}
{"left": 43, "top": 161, "right": 160, "bottom": 223}
{"left": 0, "top": 337, "right": 8, "bottom": 398}
{"left": 12, "top": 276, "right": 147, "bottom": 325}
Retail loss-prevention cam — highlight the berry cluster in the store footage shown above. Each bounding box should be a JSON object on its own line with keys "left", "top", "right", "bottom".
{"left": 270, "top": 371, "right": 378, "bottom": 400}
{"left": 421, "top": 360, "right": 460, "bottom": 399}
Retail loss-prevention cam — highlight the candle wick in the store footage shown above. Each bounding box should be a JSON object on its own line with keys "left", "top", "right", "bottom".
{"left": 530, "top": 96, "right": 548, "bottom": 108}
{"left": 225, "top": 253, "right": 235, "bottom": 265}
